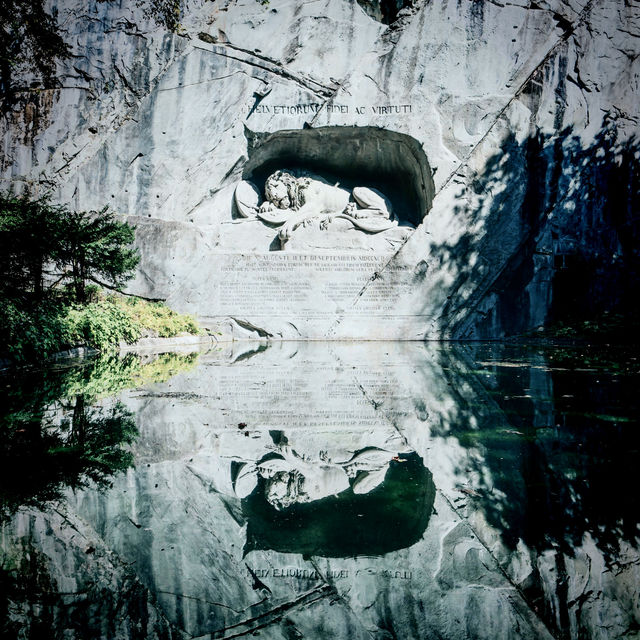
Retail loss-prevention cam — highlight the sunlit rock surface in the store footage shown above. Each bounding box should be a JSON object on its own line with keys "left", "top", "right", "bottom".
{"left": 2, "top": 343, "right": 639, "bottom": 639}
{"left": 1, "top": 0, "right": 638, "bottom": 338}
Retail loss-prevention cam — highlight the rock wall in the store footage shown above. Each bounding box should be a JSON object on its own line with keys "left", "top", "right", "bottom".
{"left": 1, "top": 0, "right": 638, "bottom": 338}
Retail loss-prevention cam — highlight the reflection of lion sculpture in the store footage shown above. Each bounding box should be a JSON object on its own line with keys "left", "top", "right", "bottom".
{"left": 233, "top": 444, "right": 406, "bottom": 510}
{"left": 234, "top": 170, "right": 400, "bottom": 248}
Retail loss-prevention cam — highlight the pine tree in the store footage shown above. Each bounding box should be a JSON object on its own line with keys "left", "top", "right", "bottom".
{"left": 0, "top": 192, "right": 140, "bottom": 304}
{"left": 55, "top": 206, "right": 140, "bottom": 303}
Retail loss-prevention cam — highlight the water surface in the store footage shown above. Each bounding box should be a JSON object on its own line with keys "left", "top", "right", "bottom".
{"left": 1, "top": 342, "right": 638, "bottom": 640}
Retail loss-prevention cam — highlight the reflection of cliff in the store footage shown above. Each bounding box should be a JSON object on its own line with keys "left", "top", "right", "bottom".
{"left": 2, "top": 342, "right": 638, "bottom": 639}
{"left": 430, "top": 343, "right": 640, "bottom": 640}
{"left": 244, "top": 452, "right": 435, "bottom": 558}
{"left": 54, "top": 343, "right": 560, "bottom": 638}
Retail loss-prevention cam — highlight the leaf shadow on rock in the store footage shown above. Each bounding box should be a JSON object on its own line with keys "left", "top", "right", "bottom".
{"left": 427, "top": 118, "right": 640, "bottom": 339}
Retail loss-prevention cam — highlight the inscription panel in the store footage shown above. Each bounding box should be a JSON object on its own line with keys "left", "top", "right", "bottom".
{"left": 214, "top": 252, "right": 388, "bottom": 317}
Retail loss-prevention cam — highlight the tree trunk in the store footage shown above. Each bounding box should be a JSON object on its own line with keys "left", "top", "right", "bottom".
{"left": 73, "top": 260, "right": 85, "bottom": 303}
{"left": 71, "top": 395, "right": 86, "bottom": 450}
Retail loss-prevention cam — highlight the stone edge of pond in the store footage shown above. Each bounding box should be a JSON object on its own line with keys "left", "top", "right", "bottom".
{"left": 118, "top": 334, "right": 218, "bottom": 353}
{"left": 0, "top": 334, "right": 231, "bottom": 373}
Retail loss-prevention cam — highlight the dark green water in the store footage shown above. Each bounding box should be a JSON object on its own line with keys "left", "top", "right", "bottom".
{"left": 1, "top": 342, "right": 638, "bottom": 640}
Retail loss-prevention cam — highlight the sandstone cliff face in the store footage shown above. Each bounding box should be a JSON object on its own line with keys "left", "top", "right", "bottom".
{"left": 1, "top": 0, "right": 638, "bottom": 338}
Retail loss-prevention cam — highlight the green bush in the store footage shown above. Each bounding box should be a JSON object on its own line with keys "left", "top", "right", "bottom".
{"left": 63, "top": 300, "right": 142, "bottom": 353}
{"left": 0, "top": 192, "right": 205, "bottom": 363}
{"left": 114, "top": 295, "right": 200, "bottom": 338}
{"left": 0, "top": 298, "right": 71, "bottom": 362}
{"left": 1, "top": 293, "right": 203, "bottom": 364}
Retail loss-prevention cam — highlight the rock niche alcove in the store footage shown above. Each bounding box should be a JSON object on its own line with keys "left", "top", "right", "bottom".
{"left": 202, "top": 126, "right": 437, "bottom": 337}
{"left": 232, "top": 126, "right": 434, "bottom": 252}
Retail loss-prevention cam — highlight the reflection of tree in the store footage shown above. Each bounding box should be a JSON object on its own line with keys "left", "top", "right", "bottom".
{"left": 0, "top": 369, "right": 137, "bottom": 521}
{"left": 436, "top": 343, "right": 640, "bottom": 639}
{"left": 439, "top": 344, "right": 640, "bottom": 554}
{"left": 419, "top": 116, "right": 640, "bottom": 635}
{"left": 0, "top": 351, "right": 199, "bottom": 521}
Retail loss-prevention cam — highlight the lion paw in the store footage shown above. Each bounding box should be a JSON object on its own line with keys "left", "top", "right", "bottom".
{"left": 259, "top": 201, "right": 275, "bottom": 213}
{"left": 278, "top": 225, "right": 292, "bottom": 240}
{"left": 320, "top": 216, "right": 333, "bottom": 230}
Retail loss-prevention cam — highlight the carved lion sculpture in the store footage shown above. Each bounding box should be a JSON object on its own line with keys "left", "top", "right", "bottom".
{"left": 234, "top": 169, "right": 399, "bottom": 247}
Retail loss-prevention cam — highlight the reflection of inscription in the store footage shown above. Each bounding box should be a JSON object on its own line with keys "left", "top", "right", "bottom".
{"left": 357, "top": 568, "right": 413, "bottom": 580}
{"left": 248, "top": 567, "right": 412, "bottom": 580}
{"left": 249, "top": 103, "right": 413, "bottom": 116}
{"left": 215, "top": 364, "right": 402, "bottom": 428}
{"left": 247, "top": 567, "right": 348, "bottom": 579}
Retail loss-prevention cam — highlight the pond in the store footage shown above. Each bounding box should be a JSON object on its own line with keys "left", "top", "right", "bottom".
{"left": 1, "top": 341, "right": 639, "bottom": 640}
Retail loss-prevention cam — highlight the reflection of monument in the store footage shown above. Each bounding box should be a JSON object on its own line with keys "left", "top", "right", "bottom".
{"left": 208, "top": 428, "right": 435, "bottom": 556}
{"left": 9, "top": 343, "right": 615, "bottom": 639}
{"left": 243, "top": 451, "right": 435, "bottom": 558}
{"left": 234, "top": 169, "right": 413, "bottom": 250}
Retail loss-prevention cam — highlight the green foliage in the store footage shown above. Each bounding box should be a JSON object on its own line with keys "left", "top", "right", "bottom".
{"left": 0, "top": 191, "right": 139, "bottom": 305}
{"left": 0, "top": 192, "right": 199, "bottom": 363}
{"left": 56, "top": 206, "right": 140, "bottom": 303}
{"left": 0, "top": 292, "right": 202, "bottom": 364}
{"left": 115, "top": 295, "right": 200, "bottom": 337}
{"left": 135, "top": 0, "right": 183, "bottom": 32}
{"left": 0, "top": 298, "right": 71, "bottom": 361}
{"left": 1, "top": 1, "right": 187, "bottom": 102}
{"left": 60, "top": 295, "right": 202, "bottom": 355}
{"left": 0, "top": 191, "right": 157, "bottom": 363}
{"left": 0, "top": 191, "right": 66, "bottom": 301}
{"left": 62, "top": 351, "right": 200, "bottom": 399}
{"left": 63, "top": 300, "right": 142, "bottom": 353}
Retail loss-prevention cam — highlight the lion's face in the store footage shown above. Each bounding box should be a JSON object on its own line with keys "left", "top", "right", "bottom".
{"left": 266, "top": 179, "right": 291, "bottom": 209}
{"left": 265, "top": 170, "right": 306, "bottom": 210}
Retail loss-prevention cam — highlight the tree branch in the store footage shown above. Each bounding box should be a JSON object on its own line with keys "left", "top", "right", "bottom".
{"left": 86, "top": 275, "right": 166, "bottom": 302}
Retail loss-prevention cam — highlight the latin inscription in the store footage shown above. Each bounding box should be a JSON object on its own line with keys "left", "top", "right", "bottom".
{"left": 212, "top": 253, "right": 390, "bottom": 317}
{"left": 248, "top": 103, "right": 413, "bottom": 116}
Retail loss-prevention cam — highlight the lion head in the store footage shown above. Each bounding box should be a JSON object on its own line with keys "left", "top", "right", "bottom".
{"left": 264, "top": 170, "right": 309, "bottom": 210}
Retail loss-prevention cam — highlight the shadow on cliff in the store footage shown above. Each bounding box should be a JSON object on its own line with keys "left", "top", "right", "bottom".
{"left": 429, "top": 118, "right": 640, "bottom": 339}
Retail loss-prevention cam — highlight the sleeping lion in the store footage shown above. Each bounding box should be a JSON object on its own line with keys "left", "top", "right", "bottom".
{"left": 234, "top": 169, "right": 399, "bottom": 246}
